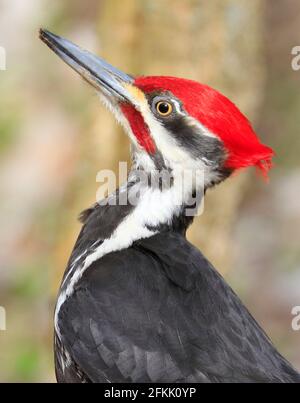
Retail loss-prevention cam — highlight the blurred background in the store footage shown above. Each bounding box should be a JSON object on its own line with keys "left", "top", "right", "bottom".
{"left": 0, "top": 0, "right": 299, "bottom": 382}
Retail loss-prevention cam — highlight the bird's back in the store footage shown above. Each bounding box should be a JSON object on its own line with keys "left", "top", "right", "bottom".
{"left": 55, "top": 232, "right": 300, "bottom": 383}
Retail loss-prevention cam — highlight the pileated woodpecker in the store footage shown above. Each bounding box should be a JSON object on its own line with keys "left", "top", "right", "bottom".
{"left": 40, "top": 29, "right": 300, "bottom": 383}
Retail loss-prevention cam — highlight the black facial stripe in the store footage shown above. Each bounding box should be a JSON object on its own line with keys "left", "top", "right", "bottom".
{"left": 145, "top": 92, "right": 225, "bottom": 164}
{"left": 134, "top": 146, "right": 169, "bottom": 173}
{"left": 163, "top": 116, "right": 226, "bottom": 165}
{"left": 150, "top": 149, "right": 168, "bottom": 171}
{"left": 144, "top": 91, "right": 231, "bottom": 186}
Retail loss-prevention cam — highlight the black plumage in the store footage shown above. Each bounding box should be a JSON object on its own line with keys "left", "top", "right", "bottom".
{"left": 55, "top": 228, "right": 300, "bottom": 383}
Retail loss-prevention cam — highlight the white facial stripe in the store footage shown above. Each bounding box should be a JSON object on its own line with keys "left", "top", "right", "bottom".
{"left": 98, "top": 86, "right": 222, "bottom": 188}
{"left": 184, "top": 115, "right": 217, "bottom": 138}
{"left": 172, "top": 99, "right": 184, "bottom": 115}
{"left": 98, "top": 83, "right": 218, "bottom": 173}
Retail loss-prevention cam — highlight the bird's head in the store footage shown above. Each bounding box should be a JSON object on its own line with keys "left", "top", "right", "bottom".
{"left": 40, "top": 30, "right": 273, "bottom": 190}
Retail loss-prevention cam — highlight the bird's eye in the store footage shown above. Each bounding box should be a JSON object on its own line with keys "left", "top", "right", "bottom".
{"left": 155, "top": 101, "right": 173, "bottom": 117}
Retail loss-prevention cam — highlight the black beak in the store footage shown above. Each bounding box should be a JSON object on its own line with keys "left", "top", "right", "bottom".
{"left": 39, "top": 29, "right": 134, "bottom": 102}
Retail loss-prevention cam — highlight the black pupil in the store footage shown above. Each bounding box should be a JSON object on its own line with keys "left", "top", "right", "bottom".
{"left": 158, "top": 102, "right": 170, "bottom": 114}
